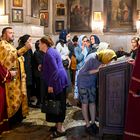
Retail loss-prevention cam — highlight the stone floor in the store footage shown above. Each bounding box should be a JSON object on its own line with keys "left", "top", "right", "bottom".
{"left": 0, "top": 92, "right": 123, "bottom": 140}
{"left": 0, "top": 106, "right": 123, "bottom": 140}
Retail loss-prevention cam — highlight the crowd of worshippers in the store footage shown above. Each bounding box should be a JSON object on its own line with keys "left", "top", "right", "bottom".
{"left": 0, "top": 26, "right": 140, "bottom": 138}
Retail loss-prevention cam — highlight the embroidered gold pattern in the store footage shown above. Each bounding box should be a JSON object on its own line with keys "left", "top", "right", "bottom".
{"left": 0, "top": 40, "right": 28, "bottom": 118}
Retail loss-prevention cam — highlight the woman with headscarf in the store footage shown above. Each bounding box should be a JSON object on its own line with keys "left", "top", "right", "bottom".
{"left": 74, "top": 35, "right": 88, "bottom": 99}
{"left": 88, "top": 35, "right": 100, "bottom": 55}
{"left": 55, "top": 30, "right": 71, "bottom": 69}
{"left": 17, "top": 34, "right": 34, "bottom": 107}
{"left": 124, "top": 38, "right": 140, "bottom": 140}
{"left": 39, "top": 35, "right": 68, "bottom": 138}
{"left": 77, "top": 49, "right": 117, "bottom": 136}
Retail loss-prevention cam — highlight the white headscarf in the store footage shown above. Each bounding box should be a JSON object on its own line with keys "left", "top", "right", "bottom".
{"left": 97, "top": 42, "right": 110, "bottom": 52}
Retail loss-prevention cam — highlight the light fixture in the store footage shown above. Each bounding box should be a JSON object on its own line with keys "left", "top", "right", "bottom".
{"left": 92, "top": 12, "right": 104, "bottom": 34}
{"left": 93, "top": 12, "right": 102, "bottom": 21}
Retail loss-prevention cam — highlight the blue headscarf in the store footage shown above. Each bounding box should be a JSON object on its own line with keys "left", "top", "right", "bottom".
{"left": 78, "top": 35, "right": 86, "bottom": 48}
{"left": 59, "top": 29, "right": 69, "bottom": 43}
{"left": 78, "top": 35, "right": 88, "bottom": 59}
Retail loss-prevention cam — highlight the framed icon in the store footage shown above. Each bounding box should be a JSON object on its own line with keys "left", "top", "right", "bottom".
{"left": 55, "top": 20, "right": 64, "bottom": 32}
{"left": 104, "top": 0, "right": 137, "bottom": 32}
{"left": 68, "top": 0, "right": 92, "bottom": 32}
{"left": 40, "top": 11, "right": 49, "bottom": 27}
{"left": 40, "top": 0, "right": 48, "bottom": 10}
{"left": 12, "top": 9, "right": 23, "bottom": 22}
{"left": 56, "top": 3, "right": 65, "bottom": 16}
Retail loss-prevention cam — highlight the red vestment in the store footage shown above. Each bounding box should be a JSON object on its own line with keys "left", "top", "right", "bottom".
{"left": 0, "top": 64, "right": 11, "bottom": 135}
{"left": 124, "top": 46, "right": 140, "bottom": 140}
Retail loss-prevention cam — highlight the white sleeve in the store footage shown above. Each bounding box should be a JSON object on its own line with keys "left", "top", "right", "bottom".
{"left": 55, "top": 43, "right": 62, "bottom": 53}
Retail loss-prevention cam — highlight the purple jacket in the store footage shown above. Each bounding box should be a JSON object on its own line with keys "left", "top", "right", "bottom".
{"left": 42, "top": 47, "right": 68, "bottom": 94}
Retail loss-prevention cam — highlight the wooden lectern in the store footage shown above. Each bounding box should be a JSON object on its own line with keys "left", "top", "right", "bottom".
{"left": 99, "top": 60, "right": 132, "bottom": 137}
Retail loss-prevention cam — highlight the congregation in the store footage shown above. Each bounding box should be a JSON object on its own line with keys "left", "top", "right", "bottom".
{"left": 0, "top": 26, "right": 140, "bottom": 139}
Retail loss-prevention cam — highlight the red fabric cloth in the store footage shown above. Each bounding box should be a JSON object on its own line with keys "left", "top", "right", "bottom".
{"left": 0, "top": 64, "right": 10, "bottom": 135}
{"left": 124, "top": 46, "right": 140, "bottom": 140}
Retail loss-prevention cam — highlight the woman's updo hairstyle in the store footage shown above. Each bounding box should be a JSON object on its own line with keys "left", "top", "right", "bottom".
{"left": 40, "top": 35, "right": 54, "bottom": 47}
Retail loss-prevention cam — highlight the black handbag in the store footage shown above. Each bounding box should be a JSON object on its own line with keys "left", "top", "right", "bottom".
{"left": 41, "top": 95, "right": 62, "bottom": 115}
{"left": 62, "top": 59, "right": 69, "bottom": 68}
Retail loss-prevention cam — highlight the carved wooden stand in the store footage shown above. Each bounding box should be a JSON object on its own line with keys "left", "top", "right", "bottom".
{"left": 98, "top": 61, "right": 132, "bottom": 139}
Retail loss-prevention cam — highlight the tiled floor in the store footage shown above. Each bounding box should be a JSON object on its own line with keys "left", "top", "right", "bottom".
{"left": 0, "top": 106, "right": 123, "bottom": 140}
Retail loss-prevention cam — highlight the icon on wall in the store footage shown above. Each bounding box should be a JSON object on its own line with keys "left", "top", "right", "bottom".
{"left": 104, "top": 0, "right": 136, "bottom": 32}
{"left": 31, "top": 0, "right": 39, "bottom": 18}
{"left": 13, "top": 0, "right": 23, "bottom": 7}
{"left": 55, "top": 20, "right": 64, "bottom": 32}
{"left": 40, "top": 0, "right": 48, "bottom": 10}
{"left": 68, "top": 0, "right": 92, "bottom": 32}
{"left": 56, "top": 3, "right": 65, "bottom": 16}
{"left": 12, "top": 9, "right": 23, "bottom": 22}
{"left": 40, "top": 11, "right": 49, "bottom": 27}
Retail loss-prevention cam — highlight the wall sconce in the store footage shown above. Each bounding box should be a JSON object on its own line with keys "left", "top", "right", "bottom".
{"left": 136, "top": 11, "right": 140, "bottom": 34}
{"left": 92, "top": 12, "right": 104, "bottom": 34}
{"left": 0, "top": 15, "right": 9, "bottom": 24}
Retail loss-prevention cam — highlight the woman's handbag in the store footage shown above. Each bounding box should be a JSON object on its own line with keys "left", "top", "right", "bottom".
{"left": 41, "top": 95, "right": 62, "bottom": 115}
{"left": 62, "top": 59, "right": 69, "bottom": 69}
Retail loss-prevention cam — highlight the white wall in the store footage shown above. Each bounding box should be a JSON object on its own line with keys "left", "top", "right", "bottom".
{"left": 51, "top": 33, "right": 139, "bottom": 52}
{"left": 0, "top": 25, "right": 44, "bottom": 52}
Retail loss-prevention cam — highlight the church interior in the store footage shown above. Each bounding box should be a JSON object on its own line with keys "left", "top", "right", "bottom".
{"left": 0, "top": 0, "right": 140, "bottom": 140}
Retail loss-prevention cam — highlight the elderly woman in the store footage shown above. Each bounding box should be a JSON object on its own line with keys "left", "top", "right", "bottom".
{"left": 77, "top": 49, "right": 117, "bottom": 136}
{"left": 39, "top": 35, "right": 68, "bottom": 138}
